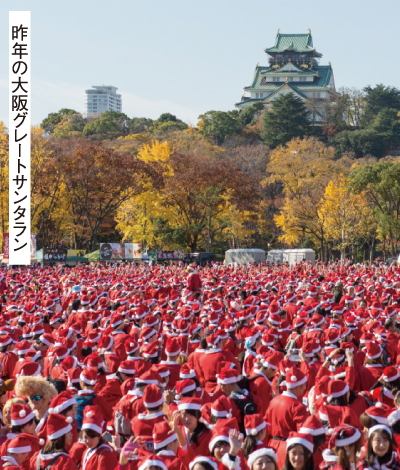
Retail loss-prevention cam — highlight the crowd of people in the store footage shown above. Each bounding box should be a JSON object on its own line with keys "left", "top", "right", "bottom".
{"left": 0, "top": 260, "right": 399, "bottom": 470}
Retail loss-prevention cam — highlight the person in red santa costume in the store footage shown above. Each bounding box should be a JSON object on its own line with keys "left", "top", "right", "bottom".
{"left": 265, "top": 366, "right": 309, "bottom": 469}
{"left": 1, "top": 434, "right": 32, "bottom": 470}
{"left": 80, "top": 406, "right": 118, "bottom": 470}
{"left": 30, "top": 413, "right": 77, "bottom": 470}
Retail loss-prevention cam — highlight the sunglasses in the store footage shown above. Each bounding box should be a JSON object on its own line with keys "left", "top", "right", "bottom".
{"left": 30, "top": 395, "right": 42, "bottom": 401}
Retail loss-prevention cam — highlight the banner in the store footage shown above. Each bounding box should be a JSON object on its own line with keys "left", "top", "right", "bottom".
{"left": 67, "top": 249, "right": 86, "bottom": 257}
{"left": 4, "top": 233, "right": 36, "bottom": 261}
{"left": 125, "top": 243, "right": 141, "bottom": 259}
{"left": 9, "top": 12, "right": 31, "bottom": 265}
{"left": 100, "top": 243, "right": 126, "bottom": 260}
{"left": 156, "top": 250, "right": 184, "bottom": 260}
{"left": 43, "top": 248, "right": 67, "bottom": 262}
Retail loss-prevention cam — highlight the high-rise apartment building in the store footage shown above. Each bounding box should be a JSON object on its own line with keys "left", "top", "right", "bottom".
{"left": 85, "top": 85, "right": 122, "bottom": 116}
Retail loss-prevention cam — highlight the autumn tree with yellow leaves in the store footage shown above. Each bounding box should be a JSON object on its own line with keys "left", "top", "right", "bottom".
{"left": 320, "top": 174, "right": 372, "bottom": 260}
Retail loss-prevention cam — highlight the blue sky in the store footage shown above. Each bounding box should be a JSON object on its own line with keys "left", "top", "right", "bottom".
{"left": 1, "top": 0, "right": 399, "bottom": 126}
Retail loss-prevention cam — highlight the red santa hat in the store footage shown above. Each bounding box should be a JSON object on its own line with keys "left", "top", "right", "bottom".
{"left": 125, "top": 340, "right": 139, "bottom": 355}
{"left": 0, "top": 335, "right": 13, "bottom": 347}
{"left": 142, "top": 341, "right": 159, "bottom": 359}
{"left": 80, "top": 367, "right": 98, "bottom": 386}
{"left": 299, "top": 415, "right": 325, "bottom": 436}
{"left": 47, "top": 413, "right": 73, "bottom": 440}
{"left": 10, "top": 403, "right": 35, "bottom": 426}
{"left": 189, "top": 457, "right": 219, "bottom": 470}
{"left": 18, "top": 361, "right": 42, "bottom": 377}
{"left": 135, "top": 370, "right": 161, "bottom": 386}
{"left": 285, "top": 367, "right": 307, "bottom": 389}
{"left": 48, "top": 391, "right": 77, "bottom": 415}
{"left": 118, "top": 360, "right": 136, "bottom": 375}
{"left": 244, "top": 413, "right": 268, "bottom": 436}
{"left": 286, "top": 432, "right": 314, "bottom": 453}
{"left": 366, "top": 342, "right": 382, "bottom": 359}
{"left": 217, "top": 368, "right": 240, "bottom": 385}
{"left": 365, "top": 404, "right": 392, "bottom": 425}
{"left": 180, "top": 364, "right": 196, "bottom": 379}
{"left": 153, "top": 421, "right": 177, "bottom": 450}
{"left": 382, "top": 366, "right": 399, "bottom": 382}
{"left": 211, "top": 396, "right": 233, "bottom": 419}
{"left": 138, "top": 456, "right": 168, "bottom": 470}
{"left": 165, "top": 338, "right": 181, "bottom": 356}
{"left": 175, "top": 379, "right": 196, "bottom": 400}
{"left": 82, "top": 405, "right": 105, "bottom": 435}
{"left": 177, "top": 397, "right": 203, "bottom": 411}
{"left": 262, "top": 351, "right": 281, "bottom": 370}
{"left": 6, "top": 434, "right": 32, "bottom": 454}
{"left": 143, "top": 384, "right": 163, "bottom": 408}
{"left": 247, "top": 449, "right": 278, "bottom": 470}
{"left": 40, "top": 333, "right": 55, "bottom": 347}
{"left": 329, "top": 424, "right": 361, "bottom": 448}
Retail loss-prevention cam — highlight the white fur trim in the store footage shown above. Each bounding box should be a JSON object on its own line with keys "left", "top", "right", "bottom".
{"left": 369, "top": 424, "right": 392, "bottom": 437}
{"left": 189, "top": 458, "right": 218, "bottom": 470}
{"left": 11, "top": 410, "right": 35, "bottom": 426}
{"left": 247, "top": 448, "right": 278, "bottom": 470}
{"left": 286, "top": 375, "right": 307, "bottom": 389}
{"left": 50, "top": 398, "right": 77, "bottom": 414}
{"left": 178, "top": 402, "right": 202, "bottom": 411}
{"left": 221, "top": 451, "right": 240, "bottom": 470}
{"left": 287, "top": 436, "right": 313, "bottom": 452}
{"left": 48, "top": 423, "right": 72, "bottom": 440}
{"left": 144, "top": 396, "right": 164, "bottom": 408}
{"left": 245, "top": 421, "right": 267, "bottom": 436}
{"left": 299, "top": 426, "right": 325, "bottom": 436}
{"left": 208, "top": 435, "right": 229, "bottom": 453}
{"left": 335, "top": 428, "right": 361, "bottom": 447}
{"left": 153, "top": 432, "right": 177, "bottom": 450}
{"left": 7, "top": 445, "right": 32, "bottom": 454}
{"left": 82, "top": 422, "right": 103, "bottom": 435}
{"left": 138, "top": 460, "right": 168, "bottom": 470}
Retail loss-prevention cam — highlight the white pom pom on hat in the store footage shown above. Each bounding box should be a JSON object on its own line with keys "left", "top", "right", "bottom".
{"left": 252, "top": 429, "right": 257, "bottom": 436}
{"left": 39, "top": 439, "right": 45, "bottom": 445}
{"left": 48, "top": 408, "right": 54, "bottom": 414}
{"left": 226, "top": 412, "right": 232, "bottom": 419}
{"left": 19, "top": 410, "right": 26, "bottom": 418}
{"left": 175, "top": 394, "right": 181, "bottom": 401}
{"left": 87, "top": 411, "right": 93, "bottom": 418}
{"left": 291, "top": 375, "right": 297, "bottom": 381}
{"left": 66, "top": 416, "right": 73, "bottom": 423}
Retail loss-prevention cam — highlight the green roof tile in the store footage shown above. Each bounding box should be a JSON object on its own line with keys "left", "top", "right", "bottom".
{"left": 265, "top": 33, "right": 322, "bottom": 57}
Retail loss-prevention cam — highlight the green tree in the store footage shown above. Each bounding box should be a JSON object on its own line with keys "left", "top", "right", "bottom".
{"left": 198, "top": 110, "right": 241, "bottom": 145}
{"left": 261, "top": 93, "right": 310, "bottom": 148}
{"left": 361, "top": 84, "right": 400, "bottom": 127}
{"left": 52, "top": 113, "right": 87, "bottom": 139}
{"left": 158, "top": 113, "right": 182, "bottom": 123}
{"left": 129, "top": 117, "right": 154, "bottom": 133}
{"left": 41, "top": 109, "right": 77, "bottom": 133}
{"left": 371, "top": 108, "right": 400, "bottom": 149}
{"left": 329, "top": 129, "right": 386, "bottom": 158}
{"left": 349, "top": 162, "right": 400, "bottom": 255}
{"left": 82, "top": 118, "right": 118, "bottom": 137}
{"left": 238, "top": 102, "right": 264, "bottom": 127}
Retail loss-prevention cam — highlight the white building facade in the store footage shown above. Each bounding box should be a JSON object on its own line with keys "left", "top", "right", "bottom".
{"left": 85, "top": 86, "right": 122, "bottom": 116}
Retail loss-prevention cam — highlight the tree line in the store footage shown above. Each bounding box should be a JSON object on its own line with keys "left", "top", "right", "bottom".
{"left": 0, "top": 83, "right": 399, "bottom": 260}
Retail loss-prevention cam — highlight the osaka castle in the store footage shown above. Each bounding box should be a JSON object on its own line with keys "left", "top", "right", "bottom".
{"left": 236, "top": 30, "right": 338, "bottom": 123}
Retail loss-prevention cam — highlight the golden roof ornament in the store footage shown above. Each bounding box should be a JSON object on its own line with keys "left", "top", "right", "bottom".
{"left": 308, "top": 28, "right": 311, "bottom": 34}
{"left": 256, "top": 62, "right": 259, "bottom": 67}
{"left": 277, "top": 29, "right": 280, "bottom": 34}
{"left": 285, "top": 76, "right": 288, "bottom": 83}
